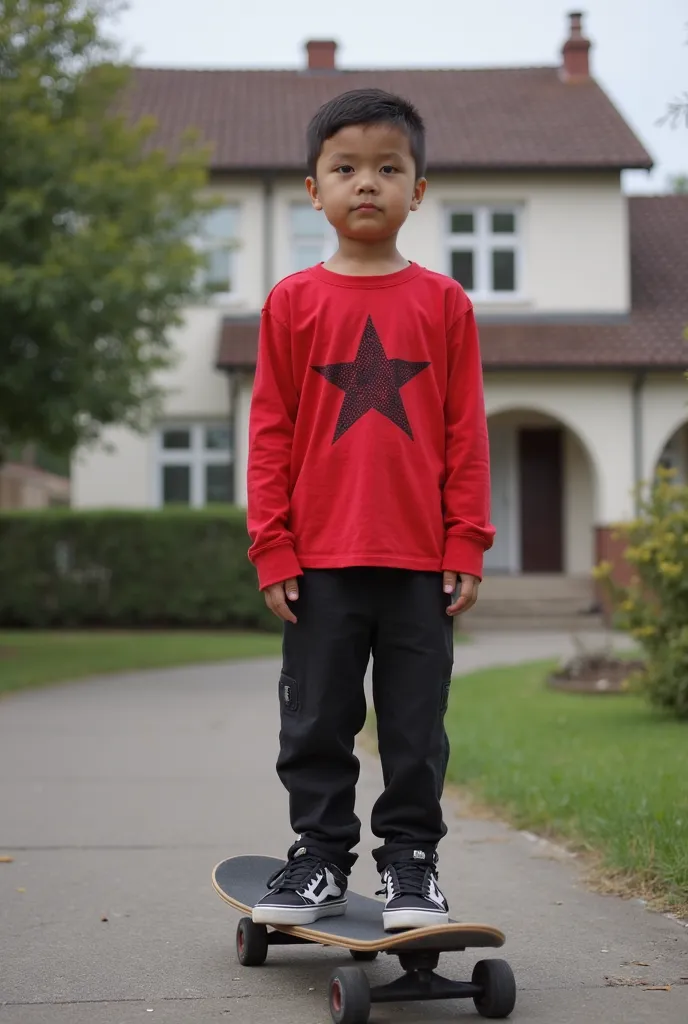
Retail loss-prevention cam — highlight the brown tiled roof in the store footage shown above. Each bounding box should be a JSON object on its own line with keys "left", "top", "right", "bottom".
{"left": 127, "top": 66, "right": 652, "bottom": 172}
{"left": 217, "top": 196, "right": 688, "bottom": 371}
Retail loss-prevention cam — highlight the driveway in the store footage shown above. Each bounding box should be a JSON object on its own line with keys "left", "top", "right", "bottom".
{"left": 1, "top": 632, "right": 685, "bottom": 1022}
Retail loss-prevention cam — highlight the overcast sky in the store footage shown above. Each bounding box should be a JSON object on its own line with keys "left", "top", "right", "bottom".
{"left": 111, "top": 0, "right": 687, "bottom": 194}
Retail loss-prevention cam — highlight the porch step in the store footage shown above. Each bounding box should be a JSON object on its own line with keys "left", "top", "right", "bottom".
{"left": 464, "top": 613, "right": 606, "bottom": 633}
{"left": 466, "top": 574, "right": 604, "bottom": 631}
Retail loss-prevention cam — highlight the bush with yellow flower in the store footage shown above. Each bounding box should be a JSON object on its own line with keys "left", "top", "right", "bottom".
{"left": 593, "top": 467, "right": 688, "bottom": 719}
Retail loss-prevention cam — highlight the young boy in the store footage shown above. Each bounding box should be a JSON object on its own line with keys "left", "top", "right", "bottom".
{"left": 246, "top": 88, "right": 494, "bottom": 932}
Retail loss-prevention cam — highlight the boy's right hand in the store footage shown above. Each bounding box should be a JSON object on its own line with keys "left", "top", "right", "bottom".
{"left": 264, "top": 578, "right": 299, "bottom": 624}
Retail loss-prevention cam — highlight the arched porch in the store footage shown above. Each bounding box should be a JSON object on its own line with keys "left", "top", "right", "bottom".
{"left": 484, "top": 408, "right": 600, "bottom": 577}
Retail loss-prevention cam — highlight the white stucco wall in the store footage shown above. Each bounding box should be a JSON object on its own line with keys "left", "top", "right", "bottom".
{"left": 399, "top": 172, "right": 628, "bottom": 314}
{"left": 72, "top": 426, "right": 151, "bottom": 508}
{"left": 641, "top": 374, "right": 688, "bottom": 478}
{"left": 565, "top": 431, "right": 595, "bottom": 573}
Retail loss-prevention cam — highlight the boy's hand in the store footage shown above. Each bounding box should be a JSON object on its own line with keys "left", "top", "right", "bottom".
{"left": 264, "top": 578, "right": 299, "bottom": 624}
{"left": 443, "top": 571, "right": 480, "bottom": 616}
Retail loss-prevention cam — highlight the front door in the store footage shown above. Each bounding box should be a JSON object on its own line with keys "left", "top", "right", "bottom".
{"left": 519, "top": 428, "right": 563, "bottom": 573}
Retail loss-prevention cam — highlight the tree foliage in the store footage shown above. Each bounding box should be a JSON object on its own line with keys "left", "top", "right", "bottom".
{"left": 0, "top": 0, "right": 214, "bottom": 456}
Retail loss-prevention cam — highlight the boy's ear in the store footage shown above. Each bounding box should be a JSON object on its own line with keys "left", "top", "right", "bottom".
{"left": 305, "top": 177, "right": 323, "bottom": 211}
{"left": 410, "top": 177, "right": 427, "bottom": 212}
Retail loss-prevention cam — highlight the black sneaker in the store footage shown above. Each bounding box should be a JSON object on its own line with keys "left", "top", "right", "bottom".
{"left": 378, "top": 851, "right": 449, "bottom": 931}
{"left": 252, "top": 847, "right": 348, "bottom": 926}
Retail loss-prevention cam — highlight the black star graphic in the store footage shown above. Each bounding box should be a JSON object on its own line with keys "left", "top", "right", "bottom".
{"left": 312, "top": 316, "right": 430, "bottom": 443}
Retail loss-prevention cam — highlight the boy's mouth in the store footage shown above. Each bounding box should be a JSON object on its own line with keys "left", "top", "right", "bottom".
{"left": 354, "top": 202, "right": 381, "bottom": 211}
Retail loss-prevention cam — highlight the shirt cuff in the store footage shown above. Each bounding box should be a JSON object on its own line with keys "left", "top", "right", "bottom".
{"left": 253, "top": 544, "right": 303, "bottom": 591}
{"left": 442, "top": 535, "right": 485, "bottom": 581}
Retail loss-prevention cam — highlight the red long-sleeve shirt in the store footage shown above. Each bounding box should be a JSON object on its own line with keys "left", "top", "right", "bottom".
{"left": 247, "top": 262, "right": 495, "bottom": 590}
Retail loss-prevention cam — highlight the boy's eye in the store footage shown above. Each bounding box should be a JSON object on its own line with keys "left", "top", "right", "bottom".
{"left": 381, "top": 165, "right": 397, "bottom": 174}
{"left": 335, "top": 165, "right": 354, "bottom": 174}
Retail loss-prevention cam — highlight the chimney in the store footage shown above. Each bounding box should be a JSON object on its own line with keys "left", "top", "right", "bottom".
{"left": 305, "top": 40, "right": 338, "bottom": 72}
{"left": 561, "top": 11, "right": 591, "bottom": 82}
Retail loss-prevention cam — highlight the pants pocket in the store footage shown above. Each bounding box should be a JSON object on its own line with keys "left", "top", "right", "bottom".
{"left": 439, "top": 679, "right": 451, "bottom": 718}
{"left": 279, "top": 672, "right": 299, "bottom": 714}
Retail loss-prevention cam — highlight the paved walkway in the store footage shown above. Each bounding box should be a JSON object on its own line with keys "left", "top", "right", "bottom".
{"left": 1, "top": 631, "right": 685, "bottom": 1023}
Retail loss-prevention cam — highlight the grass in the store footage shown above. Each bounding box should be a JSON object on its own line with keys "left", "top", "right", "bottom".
{"left": 444, "top": 660, "right": 688, "bottom": 916}
{"left": 0, "top": 630, "right": 282, "bottom": 696}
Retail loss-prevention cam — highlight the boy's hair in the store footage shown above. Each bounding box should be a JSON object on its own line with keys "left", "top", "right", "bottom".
{"left": 306, "top": 88, "right": 426, "bottom": 179}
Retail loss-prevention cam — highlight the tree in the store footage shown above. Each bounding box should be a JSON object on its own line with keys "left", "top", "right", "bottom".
{"left": 657, "top": 24, "right": 688, "bottom": 129}
{"left": 0, "top": 0, "right": 214, "bottom": 458}
{"left": 669, "top": 174, "right": 688, "bottom": 194}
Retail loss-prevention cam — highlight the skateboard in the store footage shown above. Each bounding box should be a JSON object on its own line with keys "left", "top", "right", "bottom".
{"left": 212, "top": 856, "right": 516, "bottom": 1023}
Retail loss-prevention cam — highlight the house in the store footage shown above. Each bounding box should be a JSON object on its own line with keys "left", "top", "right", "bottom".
{"left": 1, "top": 447, "right": 70, "bottom": 509}
{"left": 72, "top": 13, "right": 688, "bottom": 623}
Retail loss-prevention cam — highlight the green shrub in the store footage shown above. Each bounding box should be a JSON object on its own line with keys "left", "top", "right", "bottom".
{"left": 0, "top": 508, "right": 277, "bottom": 631}
{"left": 595, "top": 468, "right": 688, "bottom": 719}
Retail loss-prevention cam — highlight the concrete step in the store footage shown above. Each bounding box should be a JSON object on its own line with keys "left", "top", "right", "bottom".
{"left": 462, "top": 613, "right": 606, "bottom": 633}
{"left": 479, "top": 574, "right": 594, "bottom": 602}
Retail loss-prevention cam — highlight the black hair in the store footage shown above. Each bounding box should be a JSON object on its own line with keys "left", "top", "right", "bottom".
{"left": 306, "top": 88, "right": 426, "bottom": 179}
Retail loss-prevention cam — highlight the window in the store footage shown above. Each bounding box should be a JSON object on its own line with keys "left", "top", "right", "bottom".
{"left": 447, "top": 206, "right": 522, "bottom": 299}
{"left": 156, "top": 423, "right": 234, "bottom": 506}
{"left": 199, "top": 204, "right": 239, "bottom": 296}
{"left": 289, "top": 203, "right": 336, "bottom": 272}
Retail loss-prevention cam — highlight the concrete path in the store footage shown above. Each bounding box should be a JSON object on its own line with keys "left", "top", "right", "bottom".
{"left": 1, "top": 631, "right": 685, "bottom": 1023}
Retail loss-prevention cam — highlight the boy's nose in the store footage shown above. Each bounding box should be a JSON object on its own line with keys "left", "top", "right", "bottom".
{"left": 355, "top": 176, "right": 378, "bottom": 194}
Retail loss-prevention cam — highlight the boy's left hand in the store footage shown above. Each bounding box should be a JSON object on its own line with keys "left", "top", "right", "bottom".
{"left": 443, "top": 571, "right": 480, "bottom": 616}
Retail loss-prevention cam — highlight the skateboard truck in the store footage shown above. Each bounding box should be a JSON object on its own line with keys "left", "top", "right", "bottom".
{"left": 236, "top": 919, "right": 516, "bottom": 1022}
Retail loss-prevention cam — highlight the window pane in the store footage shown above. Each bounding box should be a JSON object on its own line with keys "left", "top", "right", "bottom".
{"left": 206, "top": 247, "right": 232, "bottom": 292}
{"left": 450, "top": 212, "right": 474, "bottom": 234}
{"left": 205, "top": 425, "right": 231, "bottom": 451}
{"left": 204, "top": 205, "right": 237, "bottom": 240}
{"left": 291, "top": 204, "right": 327, "bottom": 237}
{"left": 205, "top": 463, "right": 232, "bottom": 504}
{"left": 492, "top": 250, "right": 516, "bottom": 292}
{"left": 492, "top": 212, "right": 516, "bottom": 234}
{"left": 162, "top": 429, "right": 190, "bottom": 450}
{"left": 162, "top": 465, "right": 190, "bottom": 504}
{"left": 293, "top": 242, "right": 324, "bottom": 272}
{"left": 451, "top": 250, "right": 474, "bottom": 290}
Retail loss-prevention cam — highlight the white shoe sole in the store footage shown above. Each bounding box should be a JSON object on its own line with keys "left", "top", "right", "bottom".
{"left": 383, "top": 907, "right": 449, "bottom": 931}
{"left": 252, "top": 898, "right": 347, "bottom": 926}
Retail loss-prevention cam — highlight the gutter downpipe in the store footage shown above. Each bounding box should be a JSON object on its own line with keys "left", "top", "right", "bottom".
{"left": 632, "top": 371, "right": 645, "bottom": 516}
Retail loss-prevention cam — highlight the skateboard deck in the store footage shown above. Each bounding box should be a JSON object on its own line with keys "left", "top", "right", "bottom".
{"left": 212, "top": 855, "right": 505, "bottom": 952}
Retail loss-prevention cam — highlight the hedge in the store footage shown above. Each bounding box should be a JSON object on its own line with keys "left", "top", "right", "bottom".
{"left": 0, "top": 508, "right": 277, "bottom": 630}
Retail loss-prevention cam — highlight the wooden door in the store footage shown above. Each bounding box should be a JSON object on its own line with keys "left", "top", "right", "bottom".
{"left": 518, "top": 428, "right": 563, "bottom": 573}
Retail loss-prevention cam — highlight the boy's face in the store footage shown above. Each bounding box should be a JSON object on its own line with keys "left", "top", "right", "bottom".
{"left": 306, "top": 123, "right": 426, "bottom": 242}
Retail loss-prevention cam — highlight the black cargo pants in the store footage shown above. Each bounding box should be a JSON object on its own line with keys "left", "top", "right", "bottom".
{"left": 276, "top": 567, "right": 454, "bottom": 874}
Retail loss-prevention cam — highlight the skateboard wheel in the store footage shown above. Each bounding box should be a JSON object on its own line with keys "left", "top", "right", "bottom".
{"left": 328, "top": 965, "right": 371, "bottom": 1024}
{"left": 235, "top": 917, "right": 268, "bottom": 967}
{"left": 349, "top": 950, "right": 378, "bottom": 962}
{"left": 472, "top": 959, "right": 517, "bottom": 1019}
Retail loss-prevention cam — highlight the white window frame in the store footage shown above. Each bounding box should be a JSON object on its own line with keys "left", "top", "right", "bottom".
{"left": 154, "top": 422, "right": 234, "bottom": 508}
{"left": 195, "top": 203, "right": 241, "bottom": 303}
{"left": 446, "top": 204, "right": 523, "bottom": 302}
{"left": 289, "top": 202, "right": 337, "bottom": 273}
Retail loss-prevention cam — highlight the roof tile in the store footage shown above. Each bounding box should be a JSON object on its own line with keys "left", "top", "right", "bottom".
{"left": 126, "top": 65, "right": 652, "bottom": 171}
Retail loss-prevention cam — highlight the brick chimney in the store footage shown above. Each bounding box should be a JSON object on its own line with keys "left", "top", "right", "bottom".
{"left": 305, "top": 40, "right": 338, "bottom": 71}
{"left": 561, "top": 11, "right": 592, "bottom": 82}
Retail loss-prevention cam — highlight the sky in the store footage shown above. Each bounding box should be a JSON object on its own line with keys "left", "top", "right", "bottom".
{"left": 110, "top": 0, "right": 687, "bottom": 194}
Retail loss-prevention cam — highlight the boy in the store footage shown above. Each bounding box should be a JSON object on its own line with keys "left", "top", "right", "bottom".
{"left": 246, "top": 88, "right": 494, "bottom": 932}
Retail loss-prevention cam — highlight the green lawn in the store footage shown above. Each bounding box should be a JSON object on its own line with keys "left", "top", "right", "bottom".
{"left": 0, "top": 630, "right": 282, "bottom": 696}
{"left": 445, "top": 661, "right": 688, "bottom": 915}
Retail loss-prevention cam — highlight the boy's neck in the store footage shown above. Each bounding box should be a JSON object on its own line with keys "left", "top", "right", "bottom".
{"left": 324, "top": 235, "right": 410, "bottom": 276}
